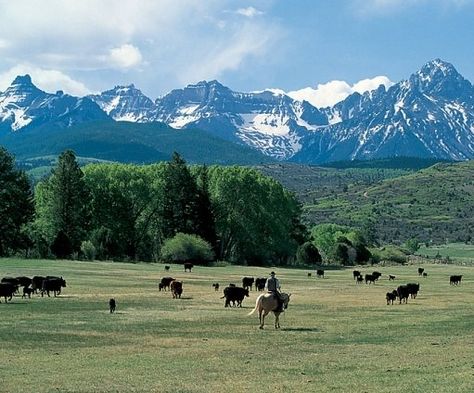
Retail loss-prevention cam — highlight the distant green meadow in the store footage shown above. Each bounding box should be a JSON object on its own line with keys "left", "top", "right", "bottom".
{"left": 417, "top": 243, "right": 474, "bottom": 264}
{"left": 1, "top": 259, "right": 473, "bottom": 393}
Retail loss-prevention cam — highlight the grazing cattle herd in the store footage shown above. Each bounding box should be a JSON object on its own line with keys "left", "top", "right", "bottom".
{"left": 0, "top": 264, "right": 469, "bottom": 331}
{"left": 0, "top": 275, "right": 67, "bottom": 303}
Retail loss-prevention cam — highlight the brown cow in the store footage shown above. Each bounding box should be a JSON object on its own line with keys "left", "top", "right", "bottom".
{"left": 171, "top": 281, "right": 183, "bottom": 299}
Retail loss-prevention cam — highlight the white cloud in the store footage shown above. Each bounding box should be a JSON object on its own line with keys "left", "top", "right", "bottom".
{"left": 107, "top": 44, "right": 143, "bottom": 69}
{"left": 179, "top": 23, "right": 278, "bottom": 83}
{"left": 0, "top": 65, "right": 92, "bottom": 96}
{"left": 0, "top": 1, "right": 279, "bottom": 94}
{"left": 287, "top": 76, "right": 394, "bottom": 108}
{"left": 236, "top": 7, "right": 264, "bottom": 17}
{"left": 352, "top": 76, "right": 394, "bottom": 94}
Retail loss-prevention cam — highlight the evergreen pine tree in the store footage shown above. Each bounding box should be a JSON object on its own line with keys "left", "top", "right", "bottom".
{"left": 0, "top": 147, "right": 34, "bottom": 256}
{"left": 161, "top": 152, "right": 199, "bottom": 239}
{"left": 35, "top": 150, "right": 90, "bottom": 255}
{"left": 193, "top": 165, "right": 217, "bottom": 250}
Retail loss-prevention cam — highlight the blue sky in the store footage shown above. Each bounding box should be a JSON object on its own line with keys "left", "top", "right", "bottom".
{"left": 0, "top": 0, "right": 473, "bottom": 106}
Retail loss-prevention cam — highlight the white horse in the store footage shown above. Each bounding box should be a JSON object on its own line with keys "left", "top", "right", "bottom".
{"left": 248, "top": 292, "right": 291, "bottom": 329}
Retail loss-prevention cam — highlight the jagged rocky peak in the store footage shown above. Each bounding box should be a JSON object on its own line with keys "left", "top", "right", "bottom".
{"left": 409, "top": 59, "right": 473, "bottom": 99}
{"left": 4, "top": 74, "right": 42, "bottom": 97}
{"left": 164, "top": 79, "right": 233, "bottom": 103}
{"left": 11, "top": 74, "right": 34, "bottom": 87}
{"left": 1, "top": 74, "right": 44, "bottom": 109}
{"left": 0, "top": 74, "right": 109, "bottom": 132}
{"left": 96, "top": 84, "right": 147, "bottom": 98}
{"left": 418, "top": 59, "right": 459, "bottom": 79}
{"left": 88, "top": 83, "right": 155, "bottom": 122}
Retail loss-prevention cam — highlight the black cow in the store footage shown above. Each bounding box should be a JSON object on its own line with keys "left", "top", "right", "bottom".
{"left": 16, "top": 276, "right": 32, "bottom": 288}
{"left": 41, "top": 277, "right": 66, "bottom": 297}
{"left": 109, "top": 298, "right": 116, "bottom": 313}
{"left": 372, "top": 272, "right": 382, "bottom": 281}
{"left": 159, "top": 277, "right": 175, "bottom": 291}
{"left": 307, "top": 273, "right": 312, "bottom": 277}
{"left": 356, "top": 275, "right": 364, "bottom": 284}
{"left": 316, "top": 269, "right": 324, "bottom": 278}
{"left": 397, "top": 285, "right": 410, "bottom": 304}
{"left": 164, "top": 265, "right": 170, "bottom": 271}
{"left": 212, "top": 283, "right": 220, "bottom": 291}
{"left": 406, "top": 283, "right": 420, "bottom": 299}
{"left": 450, "top": 275, "right": 463, "bottom": 285}
{"left": 365, "top": 274, "right": 376, "bottom": 284}
{"left": 386, "top": 290, "right": 397, "bottom": 305}
{"left": 242, "top": 277, "right": 254, "bottom": 291}
{"left": 422, "top": 272, "right": 428, "bottom": 277}
{"left": 222, "top": 286, "right": 249, "bottom": 307}
{"left": 32, "top": 276, "right": 46, "bottom": 293}
{"left": 353, "top": 270, "right": 361, "bottom": 280}
{"left": 171, "top": 281, "right": 183, "bottom": 299}
{"left": 418, "top": 268, "right": 424, "bottom": 276}
{"left": 184, "top": 263, "right": 193, "bottom": 272}
{"left": 0, "top": 283, "right": 16, "bottom": 303}
{"left": 389, "top": 275, "right": 396, "bottom": 281}
{"left": 22, "top": 287, "right": 34, "bottom": 298}
{"left": 255, "top": 278, "right": 266, "bottom": 291}
{"left": 1, "top": 277, "right": 20, "bottom": 292}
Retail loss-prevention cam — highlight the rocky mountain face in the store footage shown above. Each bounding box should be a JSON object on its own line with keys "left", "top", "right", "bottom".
{"left": 0, "top": 75, "right": 109, "bottom": 133}
{"left": 296, "top": 59, "right": 474, "bottom": 163}
{"left": 151, "top": 80, "right": 328, "bottom": 159}
{"left": 3, "top": 59, "right": 474, "bottom": 163}
{"left": 88, "top": 84, "right": 155, "bottom": 123}
{"left": 91, "top": 80, "right": 329, "bottom": 159}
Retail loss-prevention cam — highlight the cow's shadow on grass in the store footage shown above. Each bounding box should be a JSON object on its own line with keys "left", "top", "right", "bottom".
{"left": 280, "top": 327, "right": 322, "bottom": 332}
{"left": 177, "top": 296, "right": 193, "bottom": 300}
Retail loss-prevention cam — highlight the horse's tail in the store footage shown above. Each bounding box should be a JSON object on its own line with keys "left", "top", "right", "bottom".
{"left": 247, "top": 294, "right": 264, "bottom": 316}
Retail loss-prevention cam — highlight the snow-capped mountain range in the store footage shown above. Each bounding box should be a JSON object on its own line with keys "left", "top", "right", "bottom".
{"left": 0, "top": 75, "right": 109, "bottom": 133}
{"left": 1, "top": 59, "right": 474, "bottom": 163}
{"left": 89, "top": 80, "right": 328, "bottom": 159}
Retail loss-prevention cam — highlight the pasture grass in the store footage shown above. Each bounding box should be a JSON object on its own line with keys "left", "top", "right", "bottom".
{"left": 0, "top": 259, "right": 473, "bottom": 392}
{"left": 417, "top": 243, "right": 474, "bottom": 264}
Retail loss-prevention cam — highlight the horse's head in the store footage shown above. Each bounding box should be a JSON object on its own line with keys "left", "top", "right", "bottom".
{"left": 282, "top": 293, "right": 291, "bottom": 309}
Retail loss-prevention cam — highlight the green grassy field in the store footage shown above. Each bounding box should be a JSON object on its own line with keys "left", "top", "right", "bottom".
{"left": 1, "top": 259, "right": 473, "bottom": 393}
{"left": 417, "top": 243, "right": 474, "bottom": 264}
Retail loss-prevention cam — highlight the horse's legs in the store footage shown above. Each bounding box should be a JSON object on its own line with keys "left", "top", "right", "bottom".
{"left": 260, "top": 310, "right": 270, "bottom": 329}
{"left": 274, "top": 312, "right": 280, "bottom": 329}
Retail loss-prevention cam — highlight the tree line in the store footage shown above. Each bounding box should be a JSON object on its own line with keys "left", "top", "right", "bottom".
{"left": 0, "top": 147, "right": 375, "bottom": 266}
{"left": 1, "top": 148, "right": 311, "bottom": 265}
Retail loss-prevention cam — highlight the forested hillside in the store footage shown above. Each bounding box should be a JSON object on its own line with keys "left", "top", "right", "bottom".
{"left": 259, "top": 161, "right": 474, "bottom": 245}
{"left": 1, "top": 121, "right": 271, "bottom": 166}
